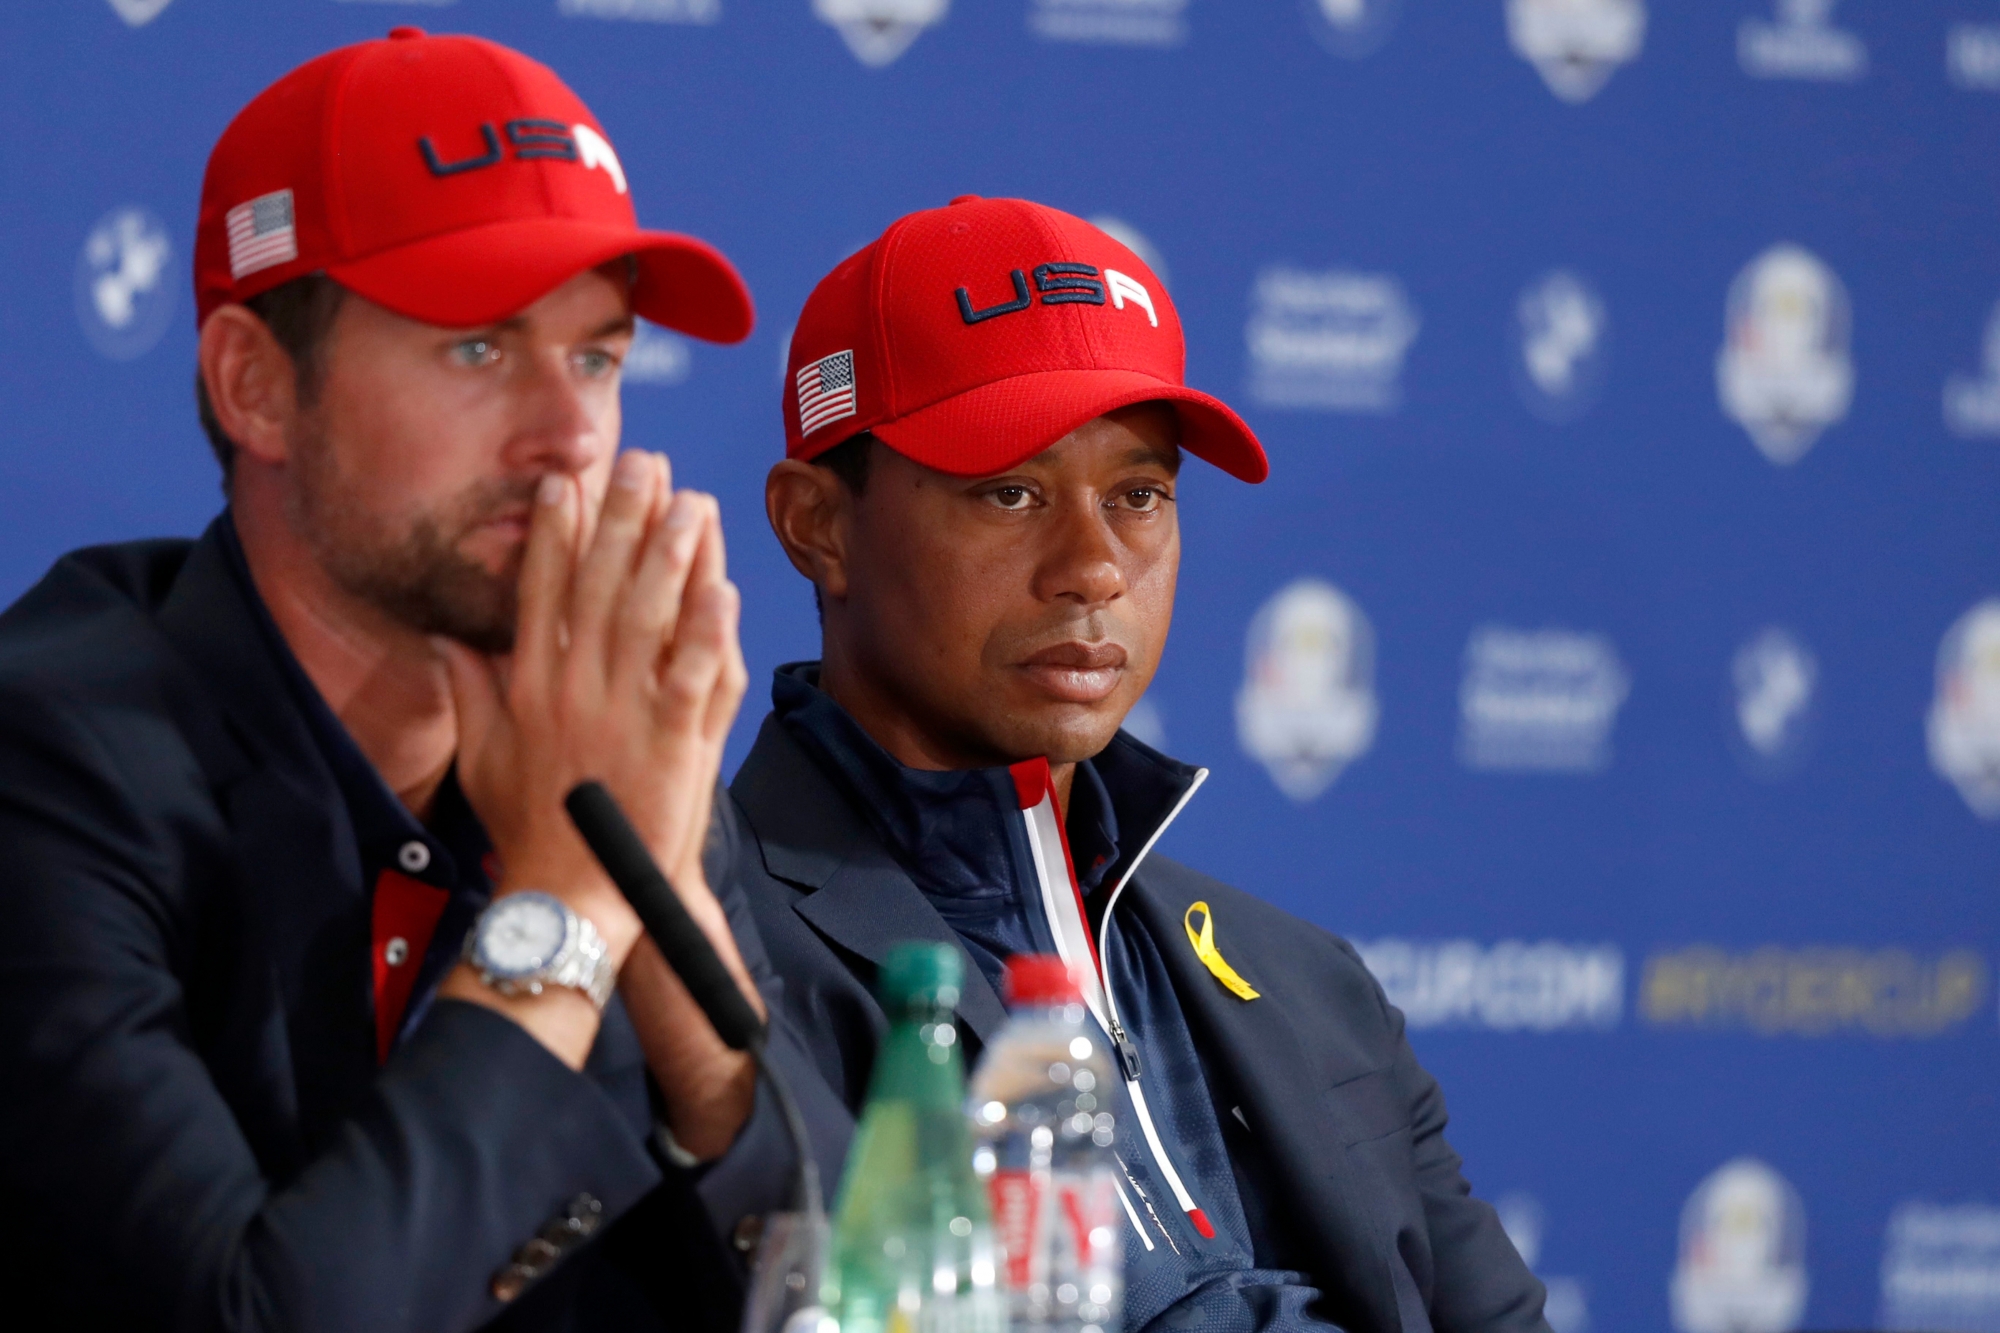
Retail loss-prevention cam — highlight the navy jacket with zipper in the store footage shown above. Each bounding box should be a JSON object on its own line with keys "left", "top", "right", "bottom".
{"left": 728, "top": 688, "right": 1551, "bottom": 1333}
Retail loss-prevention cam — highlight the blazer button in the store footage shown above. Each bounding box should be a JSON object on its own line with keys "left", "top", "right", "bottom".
{"left": 733, "top": 1213, "right": 765, "bottom": 1254}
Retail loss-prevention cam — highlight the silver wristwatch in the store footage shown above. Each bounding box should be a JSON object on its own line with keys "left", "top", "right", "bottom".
{"left": 463, "top": 891, "right": 617, "bottom": 1011}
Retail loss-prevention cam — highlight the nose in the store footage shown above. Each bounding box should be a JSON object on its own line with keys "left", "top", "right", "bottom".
{"left": 1031, "top": 495, "right": 1125, "bottom": 609}
{"left": 510, "top": 349, "right": 609, "bottom": 478}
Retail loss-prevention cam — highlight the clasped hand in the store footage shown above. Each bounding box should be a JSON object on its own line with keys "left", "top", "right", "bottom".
{"left": 438, "top": 450, "right": 761, "bottom": 1150}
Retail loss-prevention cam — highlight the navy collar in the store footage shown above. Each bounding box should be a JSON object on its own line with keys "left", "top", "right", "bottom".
{"left": 769, "top": 661, "right": 1200, "bottom": 910}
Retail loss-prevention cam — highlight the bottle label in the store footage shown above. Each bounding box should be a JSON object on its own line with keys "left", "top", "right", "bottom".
{"left": 988, "top": 1169, "right": 1045, "bottom": 1290}
{"left": 1052, "top": 1168, "right": 1120, "bottom": 1276}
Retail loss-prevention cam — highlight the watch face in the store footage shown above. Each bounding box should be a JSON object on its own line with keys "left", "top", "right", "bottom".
{"left": 475, "top": 893, "right": 570, "bottom": 980}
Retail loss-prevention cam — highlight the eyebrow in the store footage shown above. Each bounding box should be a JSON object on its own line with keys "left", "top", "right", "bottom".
{"left": 1124, "top": 444, "right": 1183, "bottom": 475}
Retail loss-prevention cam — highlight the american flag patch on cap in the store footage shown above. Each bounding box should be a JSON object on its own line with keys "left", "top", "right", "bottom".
{"left": 226, "top": 189, "right": 298, "bottom": 280}
{"left": 797, "top": 349, "right": 858, "bottom": 437}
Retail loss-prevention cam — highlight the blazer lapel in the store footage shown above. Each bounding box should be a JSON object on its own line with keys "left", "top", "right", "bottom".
{"left": 732, "top": 714, "right": 1009, "bottom": 1045}
{"left": 153, "top": 521, "right": 376, "bottom": 1163}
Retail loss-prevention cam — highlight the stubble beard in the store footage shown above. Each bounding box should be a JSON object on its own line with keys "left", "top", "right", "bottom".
{"left": 287, "top": 418, "right": 529, "bottom": 655}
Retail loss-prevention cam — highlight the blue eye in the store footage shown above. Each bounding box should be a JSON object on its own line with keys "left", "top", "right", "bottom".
{"left": 452, "top": 338, "right": 499, "bottom": 367}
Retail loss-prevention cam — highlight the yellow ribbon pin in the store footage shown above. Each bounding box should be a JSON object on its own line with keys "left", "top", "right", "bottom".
{"left": 1184, "top": 901, "right": 1260, "bottom": 1001}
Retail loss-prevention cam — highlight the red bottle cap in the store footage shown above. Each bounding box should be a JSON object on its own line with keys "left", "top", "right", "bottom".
{"left": 1004, "top": 954, "right": 1083, "bottom": 1007}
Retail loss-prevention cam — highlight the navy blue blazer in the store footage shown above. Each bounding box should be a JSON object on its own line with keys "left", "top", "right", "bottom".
{"left": 727, "top": 714, "right": 1549, "bottom": 1333}
{"left": 0, "top": 527, "right": 844, "bottom": 1333}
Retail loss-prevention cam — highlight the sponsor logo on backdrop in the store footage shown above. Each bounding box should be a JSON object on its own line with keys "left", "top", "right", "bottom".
{"left": 1949, "top": 24, "right": 2000, "bottom": 91}
{"left": 1929, "top": 599, "right": 2000, "bottom": 819}
{"left": 559, "top": 0, "right": 718, "bottom": 22}
{"left": 1121, "top": 695, "right": 1167, "bottom": 751}
{"left": 816, "top": 0, "right": 948, "bottom": 67}
{"left": 1088, "top": 216, "right": 1169, "bottom": 288}
{"left": 1302, "top": 0, "right": 1400, "bottom": 59}
{"left": 1738, "top": 0, "right": 1867, "bottom": 82}
{"left": 1643, "top": 946, "right": 1988, "bottom": 1038}
{"left": 1029, "top": 0, "right": 1186, "bottom": 48}
{"left": 75, "top": 206, "right": 176, "bottom": 363}
{"left": 1944, "top": 301, "right": 2000, "bottom": 437}
{"left": 1507, "top": 0, "right": 1646, "bottom": 104}
{"left": 1671, "top": 1159, "right": 1809, "bottom": 1333}
{"left": 1729, "top": 627, "right": 1816, "bottom": 777}
{"left": 1717, "top": 244, "right": 1852, "bottom": 466}
{"left": 107, "top": 0, "right": 174, "bottom": 25}
{"left": 1236, "top": 579, "right": 1378, "bottom": 801}
{"left": 1245, "top": 267, "right": 1419, "bottom": 412}
{"left": 1496, "top": 1193, "right": 1591, "bottom": 1333}
{"left": 622, "top": 323, "right": 692, "bottom": 385}
{"left": 1356, "top": 939, "right": 1623, "bottom": 1032}
{"left": 1880, "top": 1202, "right": 2000, "bottom": 1333}
{"left": 1512, "top": 269, "right": 1608, "bottom": 423}
{"left": 1458, "top": 627, "right": 1629, "bottom": 773}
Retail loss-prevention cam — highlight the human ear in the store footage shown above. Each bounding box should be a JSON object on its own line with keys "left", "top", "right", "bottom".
{"left": 764, "top": 459, "right": 852, "bottom": 602}
{"left": 197, "top": 304, "right": 300, "bottom": 468}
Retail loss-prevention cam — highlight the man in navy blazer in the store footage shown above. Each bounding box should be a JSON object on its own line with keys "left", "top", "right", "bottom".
{"left": 0, "top": 30, "right": 843, "bottom": 1333}
{"left": 737, "top": 197, "right": 1551, "bottom": 1333}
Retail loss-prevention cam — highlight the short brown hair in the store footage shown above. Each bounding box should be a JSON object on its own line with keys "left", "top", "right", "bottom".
{"left": 194, "top": 274, "right": 347, "bottom": 488}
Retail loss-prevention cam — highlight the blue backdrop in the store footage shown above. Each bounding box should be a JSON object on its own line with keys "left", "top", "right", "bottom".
{"left": 5, "top": 3, "right": 1998, "bottom": 1330}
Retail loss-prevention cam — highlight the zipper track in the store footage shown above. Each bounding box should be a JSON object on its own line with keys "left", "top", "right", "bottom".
{"left": 1016, "top": 764, "right": 1213, "bottom": 1241}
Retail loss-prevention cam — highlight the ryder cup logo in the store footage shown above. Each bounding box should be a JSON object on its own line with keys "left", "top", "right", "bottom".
{"left": 107, "top": 0, "right": 174, "bottom": 25}
{"left": 1088, "top": 217, "right": 1169, "bottom": 288}
{"left": 1730, "top": 627, "right": 1816, "bottom": 777}
{"left": 1928, "top": 599, "right": 2000, "bottom": 820}
{"left": 1236, "top": 579, "right": 1379, "bottom": 802}
{"left": 1671, "top": 1159, "right": 1808, "bottom": 1333}
{"left": 1459, "top": 627, "right": 1629, "bottom": 773}
{"left": 1717, "top": 244, "right": 1852, "bottom": 466}
{"left": 1513, "top": 269, "right": 1608, "bottom": 423}
{"left": 75, "top": 206, "right": 176, "bottom": 362}
{"left": 1507, "top": 0, "right": 1646, "bottom": 104}
{"left": 1949, "top": 23, "right": 2000, "bottom": 89}
{"left": 815, "top": 0, "right": 948, "bottom": 67}
{"left": 1943, "top": 300, "right": 2000, "bottom": 437}
{"left": 1246, "top": 267, "right": 1419, "bottom": 412}
{"left": 1030, "top": 0, "right": 1187, "bottom": 48}
{"left": 1739, "top": 0, "right": 1867, "bottom": 82}
{"left": 1303, "top": 0, "right": 1400, "bottom": 59}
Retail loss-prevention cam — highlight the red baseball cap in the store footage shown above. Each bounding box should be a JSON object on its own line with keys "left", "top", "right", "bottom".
{"left": 193, "top": 27, "right": 752, "bottom": 342}
{"left": 783, "top": 196, "right": 1267, "bottom": 483}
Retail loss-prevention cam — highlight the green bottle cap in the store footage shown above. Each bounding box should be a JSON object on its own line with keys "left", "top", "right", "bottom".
{"left": 879, "top": 941, "right": 963, "bottom": 1012}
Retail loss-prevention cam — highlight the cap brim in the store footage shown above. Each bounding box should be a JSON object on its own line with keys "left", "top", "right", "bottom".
{"left": 327, "top": 217, "right": 754, "bottom": 343}
{"left": 869, "top": 369, "right": 1269, "bottom": 483}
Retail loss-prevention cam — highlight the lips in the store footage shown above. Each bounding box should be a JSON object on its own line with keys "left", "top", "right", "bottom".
{"left": 1018, "top": 640, "right": 1128, "bottom": 704}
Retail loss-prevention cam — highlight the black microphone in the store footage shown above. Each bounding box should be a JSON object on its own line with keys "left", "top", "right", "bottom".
{"left": 564, "top": 780, "right": 764, "bottom": 1052}
{"left": 563, "top": 780, "right": 823, "bottom": 1222}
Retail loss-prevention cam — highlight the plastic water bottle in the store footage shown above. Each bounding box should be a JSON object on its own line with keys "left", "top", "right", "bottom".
{"left": 966, "top": 955, "right": 1123, "bottom": 1333}
{"left": 824, "top": 942, "right": 1004, "bottom": 1333}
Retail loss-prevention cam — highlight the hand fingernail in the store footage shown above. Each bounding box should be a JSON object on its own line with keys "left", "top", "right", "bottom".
{"left": 666, "top": 493, "right": 700, "bottom": 530}
{"left": 613, "top": 451, "right": 647, "bottom": 490}
{"left": 538, "top": 474, "right": 565, "bottom": 506}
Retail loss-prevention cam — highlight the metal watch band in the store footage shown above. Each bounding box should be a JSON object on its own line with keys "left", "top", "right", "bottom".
{"left": 549, "top": 910, "right": 617, "bottom": 1011}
